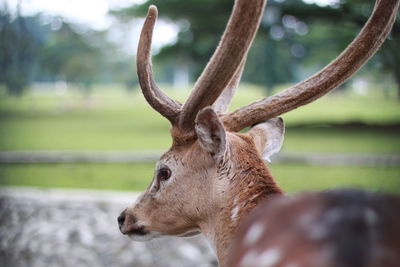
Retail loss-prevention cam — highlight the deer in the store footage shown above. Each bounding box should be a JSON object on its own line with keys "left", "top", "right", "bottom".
{"left": 228, "top": 189, "right": 400, "bottom": 267}
{"left": 117, "top": 0, "right": 400, "bottom": 266}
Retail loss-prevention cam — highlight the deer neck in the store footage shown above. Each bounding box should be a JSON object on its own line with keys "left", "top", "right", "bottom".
{"left": 199, "top": 136, "right": 283, "bottom": 266}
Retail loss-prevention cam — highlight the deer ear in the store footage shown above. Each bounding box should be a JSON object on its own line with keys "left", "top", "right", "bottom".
{"left": 248, "top": 117, "right": 285, "bottom": 163}
{"left": 195, "top": 107, "right": 227, "bottom": 158}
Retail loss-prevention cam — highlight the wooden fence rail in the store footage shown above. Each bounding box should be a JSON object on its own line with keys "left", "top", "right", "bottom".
{"left": 0, "top": 151, "right": 399, "bottom": 166}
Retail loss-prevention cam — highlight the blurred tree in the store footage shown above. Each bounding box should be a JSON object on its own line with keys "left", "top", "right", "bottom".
{"left": 39, "top": 23, "right": 104, "bottom": 90}
{"left": 0, "top": 4, "right": 136, "bottom": 95}
{"left": 379, "top": 20, "right": 400, "bottom": 100}
{"left": 277, "top": 0, "right": 400, "bottom": 98}
{"left": 112, "top": 0, "right": 236, "bottom": 84}
{"left": 112, "top": 0, "right": 399, "bottom": 96}
{"left": 0, "top": 5, "right": 43, "bottom": 96}
{"left": 37, "top": 20, "right": 138, "bottom": 92}
{"left": 108, "top": 59, "right": 138, "bottom": 90}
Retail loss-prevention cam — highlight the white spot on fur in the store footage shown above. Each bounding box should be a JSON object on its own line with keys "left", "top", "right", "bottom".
{"left": 231, "top": 205, "right": 240, "bottom": 223}
{"left": 231, "top": 196, "right": 241, "bottom": 223}
{"left": 240, "top": 250, "right": 258, "bottom": 266}
{"left": 297, "top": 211, "right": 316, "bottom": 228}
{"left": 325, "top": 207, "right": 343, "bottom": 223}
{"left": 257, "top": 248, "right": 282, "bottom": 266}
{"left": 249, "top": 193, "right": 260, "bottom": 202}
{"left": 306, "top": 224, "right": 328, "bottom": 240}
{"left": 244, "top": 222, "right": 265, "bottom": 246}
{"left": 297, "top": 209, "right": 329, "bottom": 241}
{"left": 364, "top": 208, "right": 378, "bottom": 225}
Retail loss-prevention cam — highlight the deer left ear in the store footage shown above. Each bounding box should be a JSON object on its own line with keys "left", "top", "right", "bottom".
{"left": 195, "top": 107, "right": 227, "bottom": 159}
{"left": 248, "top": 117, "right": 285, "bottom": 162}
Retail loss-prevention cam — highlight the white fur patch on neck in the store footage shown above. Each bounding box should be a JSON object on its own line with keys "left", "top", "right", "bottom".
{"left": 231, "top": 205, "right": 240, "bottom": 223}
{"left": 231, "top": 196, "right": 241, "bottom": 223}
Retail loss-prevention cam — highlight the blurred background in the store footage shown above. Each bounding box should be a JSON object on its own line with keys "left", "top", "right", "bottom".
{"left": 0, "top": 0, "right": 399, "bottom": 265}
{"left": 0, "top": 0, "right": 399, "bottom": 192}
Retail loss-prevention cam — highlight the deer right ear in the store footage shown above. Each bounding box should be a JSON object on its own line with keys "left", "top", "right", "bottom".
{"left": 248, "top": 117, "right": 285, "bottom": 162}
{"left": 195, "top": 107, "right": 227, "bottom": 159}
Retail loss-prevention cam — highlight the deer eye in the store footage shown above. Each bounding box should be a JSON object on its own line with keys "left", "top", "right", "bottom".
{"left": 157, "top": 167, "right": 171, "bottom": 181}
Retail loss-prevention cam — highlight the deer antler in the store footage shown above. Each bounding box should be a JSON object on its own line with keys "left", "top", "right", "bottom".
{"left": 137, "top": 5, "right": 182, "bottom": 125}
{"left": 212, "top": 60, "right": 245, "bottom": 114}
{"left": 138, "top": 0, "right": 398, "bottom": 135}
{"left": 222, "top": 0, "right": 400, "bottom": 132}
{"left": 179, "top": 0, "right": 267, "bottom": 131}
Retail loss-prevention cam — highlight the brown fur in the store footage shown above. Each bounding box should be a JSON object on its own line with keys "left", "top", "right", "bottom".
{"left": 229, "top": 190, "right": 400, "bottom": 267}
{"left": 123, "top": 0, "right": 400, "bottom": 266}
{"left": 121, "top": 128, "right": 283, "bottom": 266}
{"left": 211, "top": 133, "right": 282, "bottom": 264}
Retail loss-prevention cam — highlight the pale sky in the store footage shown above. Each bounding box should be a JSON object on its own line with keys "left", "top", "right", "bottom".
{"left": 3, "top": 0, "right": 337, "bottom": 55}
{"left": 4, "top": 0, "right": 338, "bottom": 28}
{"left": 4, "top": 0, "right": 144, "bottom": 29}
{"left": 303, "top": 0, "right": 339, "bottom": 6}
{"left": 4, "top": 0, "right": 178, "bottom": 54}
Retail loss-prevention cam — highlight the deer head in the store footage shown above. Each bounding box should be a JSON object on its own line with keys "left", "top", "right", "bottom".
{"left": 118, "top": 0, "right": 399, "bottom": 265}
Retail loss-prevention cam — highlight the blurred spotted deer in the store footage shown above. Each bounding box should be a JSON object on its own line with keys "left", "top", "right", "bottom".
{"left": 229, "top": 189, "right": 400, "bottom": 267}
{"left": 117, "top": 0, "right": 400, "bottom": 266}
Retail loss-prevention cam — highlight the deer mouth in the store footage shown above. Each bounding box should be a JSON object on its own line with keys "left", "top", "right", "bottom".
{"left": 118, "top": 210, "right": 152, "bottom": 238}
{"left": 124, "top": 225, "right": 148, "bottom": 236}
{"left": 120, "top": 219, "right": 162, "bottom": 241}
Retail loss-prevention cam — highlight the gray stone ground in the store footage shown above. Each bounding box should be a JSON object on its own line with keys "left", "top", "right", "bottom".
{"left": 0, "top": 187, "right": 216, "bottom": 267}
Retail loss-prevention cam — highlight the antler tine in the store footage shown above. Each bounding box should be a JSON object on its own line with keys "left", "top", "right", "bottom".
{"left": 179, "top": 0, "right": 267, "bottom": 131}
{"left": 137, "top": 5, "right": 182, "bottom": 125}
{"left": 212, "top": 60, "right": 245, "bottom": 114}
{"left": 222, "top": 0, "right": 399, "bottom": 132}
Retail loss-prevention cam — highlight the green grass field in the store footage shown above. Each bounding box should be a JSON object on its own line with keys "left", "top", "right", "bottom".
{"left": 1, "top": 85, "right": 399, "bottom": 152}
{"left": 0, "top": 84, "right": 399, "bottom": 192}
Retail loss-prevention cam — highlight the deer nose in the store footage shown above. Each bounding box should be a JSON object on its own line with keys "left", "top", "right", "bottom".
{"left": 118, "top": 210, "right": 126, "bottom": 230}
